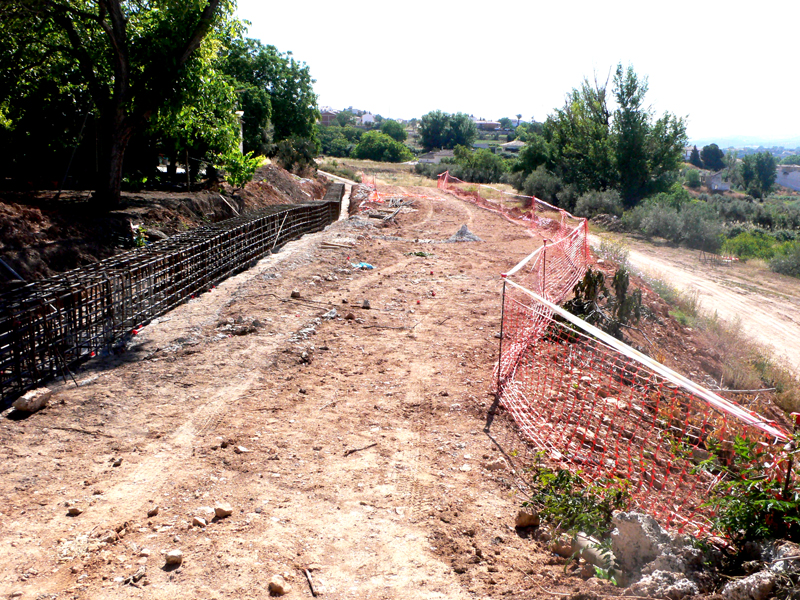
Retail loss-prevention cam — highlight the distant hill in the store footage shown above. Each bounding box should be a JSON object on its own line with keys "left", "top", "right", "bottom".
{"left": 690, "top": 136, "right": 800, "bottom": 150}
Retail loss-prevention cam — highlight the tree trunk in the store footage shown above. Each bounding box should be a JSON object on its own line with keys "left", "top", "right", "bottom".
{"left": 94, "top": 112, "right": 134, "bottom": 209}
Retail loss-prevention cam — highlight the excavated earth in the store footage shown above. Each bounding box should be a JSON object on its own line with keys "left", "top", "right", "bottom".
{"left": 0, "top": 182, "right": 789, "bottom": 599}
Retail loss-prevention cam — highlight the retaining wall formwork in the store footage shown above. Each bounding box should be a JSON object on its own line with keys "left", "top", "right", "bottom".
{"left": 0, "top": 186, "right": 344, "bottom": 404}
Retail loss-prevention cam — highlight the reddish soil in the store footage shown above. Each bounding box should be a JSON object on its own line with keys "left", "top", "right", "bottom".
{"left": 0, "top": 184, "right": 788, "bottom": 599}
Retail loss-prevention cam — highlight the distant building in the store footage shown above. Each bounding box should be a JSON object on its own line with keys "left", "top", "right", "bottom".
{"left": 501, "top": 139, "right": 526, "bottom": 152}
{"left": 319, "top": 107, "right": 340, "bottom": 126}
{"left": 360, "top": 113, "right": 376, "bottom": 126}
{"left": 777, "top": 165, "right": 800, "bottom": 191}
{"left": 418, "top": 150, "right": 455, "bottom": 164}
{"left": 702, "top": 171, "right": 731, "bottom": 192}
{"left": 473, "top": 120, "right": 501, "bottom": 131}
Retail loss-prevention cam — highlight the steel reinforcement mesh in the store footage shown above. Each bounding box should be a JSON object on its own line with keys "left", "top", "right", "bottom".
{"left": 0, "top": 192, "right": 342, "bottom": 403}
{"left": 432, "top": 172, "right": 793, "bottom": 534}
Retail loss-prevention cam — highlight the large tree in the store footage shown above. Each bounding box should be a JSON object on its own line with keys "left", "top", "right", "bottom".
{"left": 0, "top": 0, "right": 234, "bottom": 207}
{"left": 741, "top": 151, "right": 777, "bottom": 199}
{"left": 418, "top": 110, "right": 477, "bottom": 151}
{"left": 701, "top": 143, "right": 725, "bottom": 171}
{"left": 220, "top": 37, "right": 319, "bottom": 154}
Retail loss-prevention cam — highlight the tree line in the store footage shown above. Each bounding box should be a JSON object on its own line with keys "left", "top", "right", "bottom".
{"left": 0, "top": 0, "right": 319, "bottom": 207}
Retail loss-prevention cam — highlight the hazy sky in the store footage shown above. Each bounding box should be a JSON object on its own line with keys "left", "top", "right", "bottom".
{"left": 237, "top": 0, "right": 798, "bottom": 144}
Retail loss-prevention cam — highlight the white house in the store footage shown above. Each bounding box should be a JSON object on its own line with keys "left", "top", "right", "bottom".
{"left": 360, "top": 113, "right": 376, "bottom": 126}
{"left": 418, "top": 150, "right": 455, "bottom": 164}
{"left": 777, "top": 165, "right": 800, "bottom": 191}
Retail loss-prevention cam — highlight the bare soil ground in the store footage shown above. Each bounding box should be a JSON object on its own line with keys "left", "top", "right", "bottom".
{"left": 1, "top": 186, "right": 638, "bottom": 600}
{"left": 593, "top": 233, "right": 800, "bottom": 377}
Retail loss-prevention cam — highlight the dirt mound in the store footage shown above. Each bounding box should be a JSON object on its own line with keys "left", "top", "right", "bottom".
{"left": 0, "top": 164, "right": 330, "bottom": 283}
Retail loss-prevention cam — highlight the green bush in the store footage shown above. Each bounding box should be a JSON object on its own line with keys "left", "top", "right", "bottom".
{"left": 273, "top": 137, "right": 318, "bottom": 175}
{"left": 521, "top": 166, "right": 562, "bottom": 205}
{"left": 352, "top": 131, "right": 413, "bottom": 163}
{"left": 722, "top": 231, "right": 777, "bottom": 260}
{"left": 685, "top": 168, "right": 700, "bottom": 188}
{"left": 770, "top": 242, "right": 800, "bottom": 277}
{"left": 574, "top": 189, "right": 623, "bottom": 218}
{"left": 215, "top": 150, "right": 266, "bottom": 189}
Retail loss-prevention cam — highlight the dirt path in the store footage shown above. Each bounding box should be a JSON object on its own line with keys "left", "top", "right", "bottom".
{"left": 0, "top": 189, "right": 614, "bottom": 599}
{"left": 591, "top": 233, "right": 800, "bottom": 376}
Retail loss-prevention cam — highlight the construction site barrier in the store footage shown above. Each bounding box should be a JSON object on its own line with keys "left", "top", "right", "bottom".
{"left": 0, "top": 191, "right": 343, "bottom": 405}
{"left": 432, "top": 171, "right": 792, "bottom": 534}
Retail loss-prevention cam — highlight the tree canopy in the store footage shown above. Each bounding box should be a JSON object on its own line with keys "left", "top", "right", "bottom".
{"left": 379, "top": 120, "right": 407, "bottom": 143}
{"left": 741, "top": 152, "right": 777, "bottom": 198}
{"left": 0, "top": 1, "right": 319, "bottom": 206}
{"left": 352, "top": 131, "right": 412, "bottom": 163}
{"left": 701, "top": 143, "right": 726, "bottom": 171}
{"left": 689, "top": 145, "right": 703, "bottom": 168}
{"left": 418, "top": 110, "right": 477, "bottom": 151}
{"left": 512, "top": 64, "right": 687, "bottom": 208}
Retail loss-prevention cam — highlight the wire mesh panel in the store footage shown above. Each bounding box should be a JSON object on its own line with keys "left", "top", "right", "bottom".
{"left": 0, "top": 195, "right": 342, "bottom": 404}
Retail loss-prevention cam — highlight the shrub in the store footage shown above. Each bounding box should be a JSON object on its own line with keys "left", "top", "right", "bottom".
{"left": 521, "top": 166, "right": 561, "bottom": 204}
{"left": 770, "top": 242, "right": 800, "bottom": 278}
{"left": 722, "top": 231, "right": 777, "bottom": 260}
{"left": 273, "top": 137, "right": 318, "bottom": 175}
{"left": 574, "top": 189, "right": 623, "bottom": 218}
{"left": 685, "top": 168, "right": 700, "bottom": 188}
{"left": 352, "top": 131, "right": 413, "bottom": 163}
{"left": 215, "top": 150, "right": 266, "bottom": 189}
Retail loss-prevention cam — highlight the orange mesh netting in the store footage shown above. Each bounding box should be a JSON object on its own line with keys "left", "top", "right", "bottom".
{"left": 432, "top": 171, "right": 793, "bottom": 535}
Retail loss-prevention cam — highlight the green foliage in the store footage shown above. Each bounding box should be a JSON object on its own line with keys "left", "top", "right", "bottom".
{"left": 274, "top": 136, "right": 318, "bottom": 175}
{"left": 722, "top": 231, "right": 780, "bottom": 260}
{"left": 685, "top": 169, "right": 701, "bottom": 188}
{"left": 352, "top": 131, "right": 413, "bottom": 163}
{"left": 418, "top": 110, "right": 478, "bottom": 151}
{"left": 741, "top": 152, "right": 777, "bottom": 198}
{"left": 700, "top": 434, "right": 800, "bottom": 544}
{"left": 335, "top": 111, "right": 356, "bottom": 127}
{"left": 215, "top": 150, "right": 265, "bottom": 189}
{"left": 523, "top": 464, "right": 629, "bottom": 542}
{"left": 521, "top": 166, "right": 562, "bottom": 204}
{"left": 562, "top": 266, "right": 641, "bottom": 340}
{"left": 770, "top": 242, "right": 800, "bottom": 278}
{"left": 700, "top": 143, "right": 726, "bottom": 171}
{"left": 780, "top": 155, "right": 800, "bottom": 166}
{"left": 498, "top": 117, "right": 513, "bottom": 129}
{"left": 379, "top": 120, "right": 407, "bottom": 143}
{"left": 451, "top": 146, "right": 507, "bottom": 183}
{"left": 574, "top": 190, "right": 623, "bottom": 218}
{"left": 513, "top": 65, "right": 686, "bottom": 208}
{"left": 689, "top": 145, "right": 703, "bottom": 168}
{"left": 317, "top": 125, "right": 353, "bottom": 158}
{"left": 318, "top": 159, "right": 358, "bottom": 182}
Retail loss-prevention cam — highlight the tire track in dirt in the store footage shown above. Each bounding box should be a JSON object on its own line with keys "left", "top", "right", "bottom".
{"left": 594, "top": 233, "right": 800, "bottom": 376}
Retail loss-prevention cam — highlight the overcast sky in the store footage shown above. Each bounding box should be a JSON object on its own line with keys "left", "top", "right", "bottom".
{"left": 237, "top": 0, "right": 799, "bottom": 145}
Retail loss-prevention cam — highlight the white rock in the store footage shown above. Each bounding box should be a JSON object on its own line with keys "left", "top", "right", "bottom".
{"left": 234, "top": 446, "right": 250, "bottom": 454}
{"left": 630, "top": 570, "right": 698, "bottom": 600}
{"left": 611, "top": 512, "right": 671, "bottom": 575}
{"left": 165, "top": 550, "right": 183, "bottom": 565}
{"left": 13, "top": 387, "right": 52, "bottom": 412}
{"left": 214, "top": 503, "right": 233, "bottom": 518}
{"left": 268, "top": 575, "right": 292, "bottom": 595}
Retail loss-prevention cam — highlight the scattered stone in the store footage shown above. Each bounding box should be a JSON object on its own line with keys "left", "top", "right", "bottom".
{"left": 215, "top": 503, "right": 233, "bottom": 519}
{"left": 67, "top": 506, "right": 83, "bottom": 517}
{"left": 342, "top": 298, "right": 348, "bottom": 304}
{"left": 101, "top": 532, "right": 117, "bottom": 544}
{"left": 252, "top": 319, "right": 264, "bottom": 328}
{"left": 323, "top": 308, "right": 337, "bottom": 319}
{"left": 13, "top": 387, "right": 52, "bottom": 413}
{"left": 147, "top": 506, "right": 159, "bottom": 518}
{"left": 345, "top": 312, "right": 355, "bottom": 320}
{"left": 361, "top": 299, "right": 371, "bottom": 309}
{"left": 268, "top": 574, "right": 292, "bottom": 595}
{"left": 484, "top": 458, "right": 507, "bottom": 471}
{"left": 234, "top": 316, "right": 244, "bottom": 324}
{"left": 221, "top": 440, "right": 230, "bottom": 449}
{"left": 192, "top": 516, "right": 207, "bottom": 528}
{"left": 494, "top": 332, "right": 502, "bottom": 339}
{"left": 459, "top": 464, "right": 471, "bottom": 472}
{"left": 551, "top": 534, "right": 573, "bottom": 558}
{"left": 720, "top": 571, "right": 776, "bottom": 600}
{"left": 139, "top": 548, "right": 151, "bottom": 557}
{"left": 112, "top": 458, "right": 123, "bottom": 467}
{"left": 630, "top": 570, "right": 699, "bottom": 600}
{"left": 439, "top": 390, "right": 449, "bottom": 397}
{"left": 165, "top": 550, "right": 183, "bottom": 566}
{"left": 290, "top": 290, "right": 301, "bottom": 299}
{"left": 515, "top": 509, "right": 540, "bottom": 528}
{"left": 298, "top": 388, "right": 307, "bottom": 395}
{"left": 234, "top": 446, "right": 251, "bottom": 454}
{"left": 611, "top": 512, "right": 671, "bottom": 575}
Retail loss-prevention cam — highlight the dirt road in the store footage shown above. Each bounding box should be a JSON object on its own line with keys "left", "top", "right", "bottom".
{"left": 591, "top": 233, "right": 800, "bottom": 377}
{"left": 0, "top": 189, "right": 611, "bottom": 599}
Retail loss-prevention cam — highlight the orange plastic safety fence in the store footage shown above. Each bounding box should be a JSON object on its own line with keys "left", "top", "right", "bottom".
{"left": 496, "top": 282, "right": 792, "bottom": 535}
